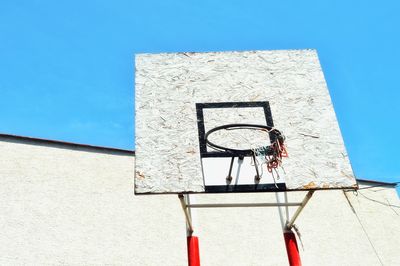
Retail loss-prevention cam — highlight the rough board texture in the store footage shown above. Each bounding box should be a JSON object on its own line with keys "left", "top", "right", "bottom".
{"left": 135, "top": 49, "right": 357, "bottom": 193}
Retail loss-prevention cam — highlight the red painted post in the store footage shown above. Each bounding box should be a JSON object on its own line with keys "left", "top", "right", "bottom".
{"left": 283, "top": 231, "right": 302, "bottom": 266}
{"left": 187, "top": 236, "right": 200, "bottom": 266}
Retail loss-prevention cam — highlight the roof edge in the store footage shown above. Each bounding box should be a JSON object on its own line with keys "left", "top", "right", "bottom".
{"left": 0, "top": 133, "right": 135, "bottom": 155}
{"left": 0, "top": 133, "right": 398, "bottom": 187}
{"left": 356, "top": 178, "right": 399, "bottom": 187}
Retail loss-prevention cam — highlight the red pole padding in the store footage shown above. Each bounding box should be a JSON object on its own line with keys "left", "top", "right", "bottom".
{"left": 283, "top": 231, "right": 302, "bottom": 266}
{"left": 187, "top": 236, "right": 200, "bottom": 266}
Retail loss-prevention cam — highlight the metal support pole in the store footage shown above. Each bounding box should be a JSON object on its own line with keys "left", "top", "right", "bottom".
{"left": 187, "top": 202, "right": 302, "bottom": 208}
{"left": 284, "top": 192, "right": 289, "bottom": 222}
{"left": 226, "top": 157, "right": 235, "bottom": 183}
{"left": 252, "top": 153, "right": 261, "bottom": 181}
{"left": 178, "top": 194, "right": 194, "bottom": 235}
{"left": 285, "top": 190, "right": 314, "bottom": 230}
{"left": 275, "top": 192, "right": 286, "bottom": 229}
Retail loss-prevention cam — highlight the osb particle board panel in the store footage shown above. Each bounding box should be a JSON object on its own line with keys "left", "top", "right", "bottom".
{"left": 135, "top": 50, "right": 357, "bottom": 194}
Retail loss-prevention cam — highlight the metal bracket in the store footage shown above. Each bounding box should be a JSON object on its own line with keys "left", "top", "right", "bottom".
{"left": 178, "top": 194, "right": 194, "bottom": 236}
{"left": 178, "top": 191, "right": 314, "bottom": 233}
{"left": 187, "top": 202, "right": 302, "bottom": 208}
{"left": 285, "top": 191, "right": 314, "bottom": 230}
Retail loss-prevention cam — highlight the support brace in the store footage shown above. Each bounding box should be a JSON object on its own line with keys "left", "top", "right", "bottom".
{"left": 178, "top": 194, "right": 194, "bottom": 235}
{"left": 178, "top": 191, "right": 314, "bottom": 266}
{"left": 285, "top": 191, "right": 314, "bottom": 230}
{"left": 178, "top": 191, "right": 315, "bottom": 234}
{"left": 188, "top": 202, "right": 302, "bottom": 208}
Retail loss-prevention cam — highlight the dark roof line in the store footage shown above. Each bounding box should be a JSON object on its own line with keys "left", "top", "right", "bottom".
{"left": 356, "top": 178, "right": 399, "bottom": 187}
{"left": 0, "top": 133, "right": 135, "bottom": 155}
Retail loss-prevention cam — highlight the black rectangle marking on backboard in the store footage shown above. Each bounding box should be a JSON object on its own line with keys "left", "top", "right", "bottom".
{"left": 196, "top": 101, "right": 276, "bottom": 158}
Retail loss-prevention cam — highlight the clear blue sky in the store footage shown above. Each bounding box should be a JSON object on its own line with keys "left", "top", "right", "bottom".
{"left": 0, "top": 1, "right": 399, "bottom": 187}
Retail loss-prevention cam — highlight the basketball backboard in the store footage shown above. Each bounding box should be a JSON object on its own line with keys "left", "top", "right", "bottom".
{"left": 135, "top": 50, "right": 357, "bottom": 194}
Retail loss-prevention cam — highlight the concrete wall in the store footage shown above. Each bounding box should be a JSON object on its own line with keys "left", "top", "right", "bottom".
{"left": 0, "top": 136, "right": 399, "bottom": 265}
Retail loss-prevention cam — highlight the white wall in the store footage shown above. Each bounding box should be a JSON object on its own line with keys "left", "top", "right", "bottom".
{"left": 0, "top": 138, "right": 186, "bottom": 265}
{"left": 0, "top": 137, "right": 399, "bottom": 265}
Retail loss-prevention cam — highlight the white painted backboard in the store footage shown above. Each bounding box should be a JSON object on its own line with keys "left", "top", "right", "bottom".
{"left": 135, "top": 50, "right": 357, "bottom": 194}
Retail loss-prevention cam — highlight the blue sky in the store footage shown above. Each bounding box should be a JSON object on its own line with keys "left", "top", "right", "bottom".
{"left": 0, "top": 1, "right": 399, "bottom": 187}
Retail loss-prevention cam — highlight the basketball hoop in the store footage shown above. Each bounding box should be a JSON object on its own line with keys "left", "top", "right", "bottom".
{"left": 204, "top": 123, "right": 288, "bottom": 182}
